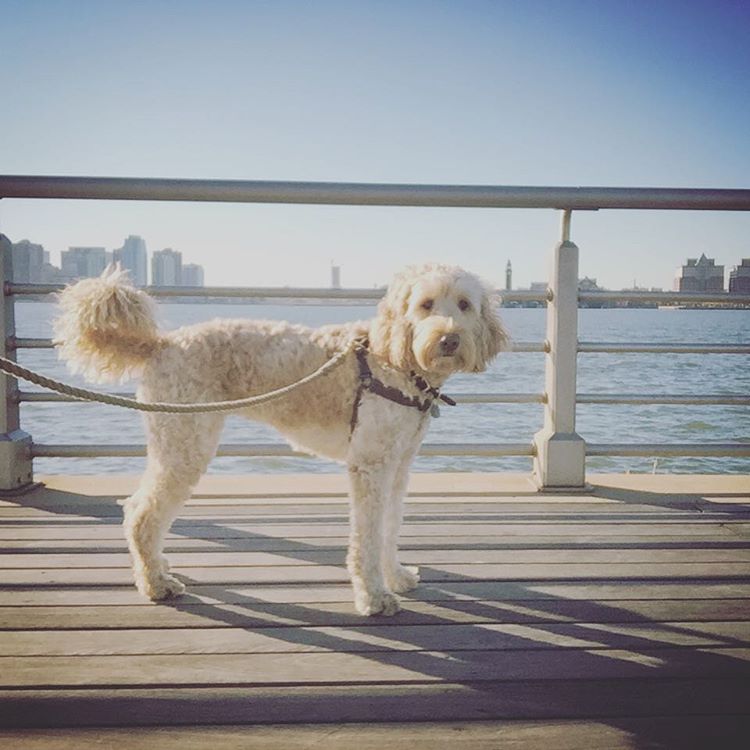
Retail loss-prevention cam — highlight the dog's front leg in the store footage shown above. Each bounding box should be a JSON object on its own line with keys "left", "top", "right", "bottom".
{"left": 346, "top": 462, "right": 401, "bottom": 616}
{"left": 383, "top": 449, "right": 421, "bottom": 594}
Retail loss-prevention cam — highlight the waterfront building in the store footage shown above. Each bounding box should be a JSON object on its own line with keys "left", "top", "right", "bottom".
{"left": 152, "top": 248, "right": 182, "bottom": 286}
{"left": 505, "top": 260, "right": 512, "bottom": 291}
{"left": 113, "top": 235, "right": 148, "bottom": 286}
{"left": 11, "top": 239, "right": 45, "bottom": 282}
{"left": 674, "top": 254, "right": 724, "bottom": 292}
{"left": 578, "top": 276, "right": 602, "bottom": 292}
{"left": 181, "top": 263, "right": 205, "bottom": 287}
{"left": 61, "top": 247, "right": 109, "bottom": 280}
{"left": 728, "top": 258, "right": 750, "bottom": 294}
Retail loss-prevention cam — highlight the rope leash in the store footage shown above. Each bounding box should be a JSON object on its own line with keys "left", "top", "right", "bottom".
{"left": 0, "top": 341, "right": 357, "bottom": 414}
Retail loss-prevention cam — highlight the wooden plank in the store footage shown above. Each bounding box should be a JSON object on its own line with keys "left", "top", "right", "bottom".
{"left": 3, "top": 716, "right": 750, "bottom": 750}
{"left": 3, "top": 547, "right": 750, "bottom": 569}
{"left": 5, "top": 533, "right": 749, "bottom": 552}
{"left": 2, "top": 519, "right": 745, "bottom": 542}
{"left": 3, "top": 599, "right": 750, "bottom": 630}
{"left": 3, "top": 580, "right": 749, "bottom": 606}
{"left": 3, "top": 620, "right": 749, "bottom": 657}
{"left": 3, "top": 679, "right": 750, "bottom": 728}
{"left": 3, "top": 560, "right": 750, "bottom": 586}
{"left": 3, "top": 647, "right": 750, "bottom": 688}
{"left": 8, "top": 598, "right": 750, "bottom": 631}
{"left": 0, "top": 497, "right": 651, "bottom": 511}
{"left": 17, "top": 496, "right": 686, "bottom": 512}
{"left": 32, "top": 471, "right": 750, "bottom": 498}
{"left": 4, "top": 529, "right": 748, "bottom": 551}
{"left": 1, "top": 501, "right": 725, "bottom": 518}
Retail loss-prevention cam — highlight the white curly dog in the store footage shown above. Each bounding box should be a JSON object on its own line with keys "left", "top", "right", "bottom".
{"left": 55, "top": 263, "right": 506, "bottom": 616}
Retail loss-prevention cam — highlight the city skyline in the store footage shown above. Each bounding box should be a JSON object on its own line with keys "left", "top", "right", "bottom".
{"left": 9, "top": 234, "right": 749, "bottom": 294}
{"left": 1, "top": 2, "right": 748, "bottom": 290}
{"left": 9, "top": 234, "right": 205, "bottom": 287}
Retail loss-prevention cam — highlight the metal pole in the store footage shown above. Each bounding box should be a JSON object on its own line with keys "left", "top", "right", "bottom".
{"left": 0, "top": 235, "right": 34, "bottom": 492}
{"left": 532, "top": 213, "right": 586, "bottom": 489}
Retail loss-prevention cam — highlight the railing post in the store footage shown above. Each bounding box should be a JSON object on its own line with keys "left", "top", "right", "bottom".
{"left": 0, "top": 234, "right": 34, "bottom": 492}
{"left": 533, "top": 212, "right": 586, "bottom": 490}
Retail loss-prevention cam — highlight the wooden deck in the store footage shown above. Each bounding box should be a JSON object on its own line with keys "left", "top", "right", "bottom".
{"left": 1, "top": 472, "right": 749, "bottom": 748}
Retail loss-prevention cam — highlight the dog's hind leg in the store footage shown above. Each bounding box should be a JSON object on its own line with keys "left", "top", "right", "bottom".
{"left": 122, "top": 413, "right": 224, "bottom": 600}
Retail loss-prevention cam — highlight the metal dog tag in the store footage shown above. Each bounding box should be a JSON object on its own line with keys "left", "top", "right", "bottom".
{"left": 430, "top": 402, "right": 441, "bottom": 418}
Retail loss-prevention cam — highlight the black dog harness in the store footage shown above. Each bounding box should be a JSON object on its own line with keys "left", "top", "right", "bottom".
{"left": 349, "top": 338, "right": 456, "bottom": 433}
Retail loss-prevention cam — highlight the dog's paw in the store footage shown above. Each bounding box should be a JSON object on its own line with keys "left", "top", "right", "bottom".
{"left": 354, "top": 589, "right": 401, "bottom": 617}
{"left": 137, "top": 573, "right": 186, "bottom": 601}
{"left": 387, "top": 564, "right": 420, "bottom": 594}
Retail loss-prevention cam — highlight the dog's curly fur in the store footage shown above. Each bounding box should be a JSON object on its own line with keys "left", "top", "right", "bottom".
{"left": 55, "top": 263, "right": 507, "bottom": 615}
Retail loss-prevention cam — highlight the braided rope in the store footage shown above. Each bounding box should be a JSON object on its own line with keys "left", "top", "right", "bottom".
{"left": 0, "top": 340, "right": 357, "bottom": 414}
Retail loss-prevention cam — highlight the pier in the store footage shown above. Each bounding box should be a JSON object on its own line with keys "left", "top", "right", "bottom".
{"left": 1, "top": 177, "right": 749, "bottom": 746}
{"left": 1, "top": 472, "right": 749, "bottom": 747}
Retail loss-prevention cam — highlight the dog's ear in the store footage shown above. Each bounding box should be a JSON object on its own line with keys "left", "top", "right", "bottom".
{"left": 473, "top": 287, "right": 508, "bottom": 372}
{"left": 370, "top": 268, "right": 416, "bottom": 371}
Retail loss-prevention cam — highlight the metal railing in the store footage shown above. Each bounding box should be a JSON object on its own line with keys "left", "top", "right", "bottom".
{"left": 1, "top": 176, "right": 749, "bottom": 491}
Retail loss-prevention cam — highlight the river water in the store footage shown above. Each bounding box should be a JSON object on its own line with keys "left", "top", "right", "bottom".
{"left": 14, "top": 301, "right": 750, "bottom": 475}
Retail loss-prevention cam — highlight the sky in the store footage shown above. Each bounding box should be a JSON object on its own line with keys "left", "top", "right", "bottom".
{"left": 1, "top": 0, "right": 749, "bottom": 290}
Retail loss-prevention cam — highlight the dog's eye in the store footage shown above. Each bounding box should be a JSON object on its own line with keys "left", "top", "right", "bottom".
{"left": 458, "top": 299, "right": 471, "bottom": 312}
{"left": 421, "top": 299, "right": 434, "bottom": 311}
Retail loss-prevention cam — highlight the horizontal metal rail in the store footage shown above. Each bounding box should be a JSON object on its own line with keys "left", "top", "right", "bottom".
{"left": 578, "top": 394, "right": 750, "bottom": 406}
{"left": 30, "top": 441, "right": 749, "bottom": 459}
{"left": 17, "top": 390, "right": 546, "bottom": 405}
{"left": 578, "top": 342, "right": 750, "bottom": 354}
{"left": 11, "top": 282, "right": 749, "bottom": 309}
{"left": 579, "top": 290, "right": 750, "bottom": 305}
{"left": 3, "top": 175, "right": 750, "bottom": 211}
{"left": 21, "top": 390, "right": 749, "bottom": 407}
{"left": 586, "top": 443, "right": 750, "bottom": 458}
{"left": 10, "top": 283, "right": 384, "bottom": 300}
{"left": 16, "top": 340, "right": 748, "bottom": 355}
{"left": 30, "top": 442, "right": 536, "bottom": 459}
{"left": 9, "top": 281, "right": 547, "bottom": 303}
{"left": 10, "top": 337, "right": 547, "bottom": 352}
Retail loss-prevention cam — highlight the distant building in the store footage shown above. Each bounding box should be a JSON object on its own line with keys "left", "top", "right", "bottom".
{"left": 728, "top": 259, "right": 750, "bottom": 294}
{"left": 11, "top": 239, "right": 45, "bottom": 282}
{"left": 152, "top": 248, "right": 182, "bottom": 286}
{"left": 674, "top": 254, "right": 724, "bottom": 292}
{"left": 181, "top": 263, "right": 205, "bottom": 287}
{"left": 578, "top": 277, "right": 602, "bottom": 292}
{"left": 331, "top": 264, "right": 341, "bottom": 289}
{"left": 505, "top": 260, "right": 512, "bottom": 291}
{"left": 114, "top": 235, "right": 148, "bottom": 286}
{"left": 61, "top": 247, "right": 109, "bottom": 280}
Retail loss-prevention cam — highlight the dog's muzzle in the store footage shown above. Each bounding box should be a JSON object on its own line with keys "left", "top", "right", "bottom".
{"left": 438, "top": 333, "right": 460, "bottom": 356}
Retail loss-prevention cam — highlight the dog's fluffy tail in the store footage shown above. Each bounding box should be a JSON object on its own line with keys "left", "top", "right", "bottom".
{"left": 54, "top": 265, "right": 163, "bottom": 383}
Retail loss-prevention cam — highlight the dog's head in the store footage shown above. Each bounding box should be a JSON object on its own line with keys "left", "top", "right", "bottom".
{"left": 369, "top": 263, "right": 507, "bottom": 376}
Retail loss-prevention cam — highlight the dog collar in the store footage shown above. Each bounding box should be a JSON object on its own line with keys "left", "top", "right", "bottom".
{"left": 349, "top": 338, "right": 456, "bottom": 434}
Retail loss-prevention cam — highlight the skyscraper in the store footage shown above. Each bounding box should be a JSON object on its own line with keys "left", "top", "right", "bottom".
{"left": 152, "top": 248, "right": 182, "bottom": 286}
{"left": 11, "top": 240, "right": 45, "bottom": 282}
{"left": 729, "top": 259, "right": 750, "bottom": 294}
{"left": 674, "top": 254, "right": 724, "bottom": 292}
{"left": 114, "top": 235, "right": 148, "bottom": 286}
{"left": 61, "top": 247, "right": 109, "bottom": 280}
{"left": 181, "top": 263, "right": 205, "bottom": 287}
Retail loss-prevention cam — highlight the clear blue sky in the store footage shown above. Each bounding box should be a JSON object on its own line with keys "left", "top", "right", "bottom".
{"left": 1, "top": 0, "right": 748, "bottom": 289}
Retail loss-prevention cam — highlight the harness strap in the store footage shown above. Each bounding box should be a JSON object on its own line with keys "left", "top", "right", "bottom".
{"left": 349, "top": 340, "right": 455, "bottom": 433}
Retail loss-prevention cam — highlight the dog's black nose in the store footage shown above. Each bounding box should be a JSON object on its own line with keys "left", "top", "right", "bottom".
{"left": 439, "top": 333, "right": 460, "bottom": 355}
